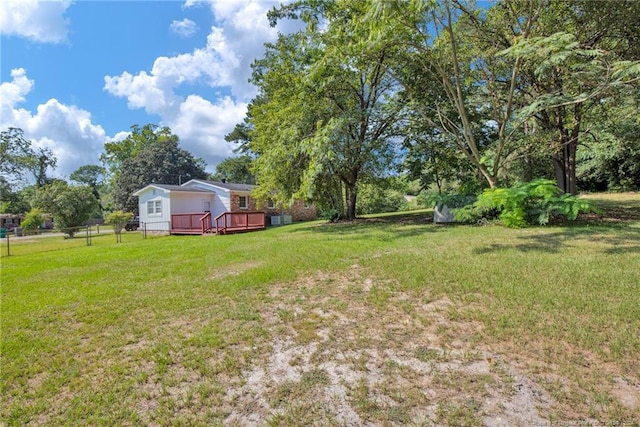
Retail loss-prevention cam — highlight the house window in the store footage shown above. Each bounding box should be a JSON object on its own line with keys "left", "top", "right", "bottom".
{"left": 239, "top": 196, "right": 248, "bottom": 209}
{"left": 267, "top": 199, "right": 275, "bottom": 209}
{"left": 203, "top": 201, "right": 211, "bottom": 212}
{"left": 147, "top": 200, "right": 162, "bottom": 215}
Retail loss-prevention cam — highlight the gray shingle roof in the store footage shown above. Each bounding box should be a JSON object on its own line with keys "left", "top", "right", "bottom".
{"left": 192, "top": 180, "right": 256, "bottom": 192}
{"left": 150, "top": 184, "right": 212, "bottom": 193}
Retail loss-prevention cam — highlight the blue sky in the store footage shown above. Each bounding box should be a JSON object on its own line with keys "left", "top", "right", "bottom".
{"left": 1, "top": 0, "right": 294, "bottom": 180}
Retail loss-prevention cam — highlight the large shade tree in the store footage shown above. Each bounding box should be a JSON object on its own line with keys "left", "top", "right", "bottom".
{"left": 101, "top": 124, "right": 177, "bottom": 182}
{"left": 70, "top": 164, "right": 106, "bottom": 210}
{"left": 371, "top": 0, "right": 640, "bottom": 194}
{"left": 369, "top": 0, "right": 545, "bottom": 190}
{"left": 112, "top": 135, "right": 208, "bottom": 213}
{"left": 34, "top": 181, "right": 99, "bottom": 237}
{"left": 245, "top": 0, "right": 404, "bottom": 219}
{"left": 500, "top": 1, "right": 640, "bottom": 194}
{"left": 210, "top": 155, "right": 255, "bottom": 184}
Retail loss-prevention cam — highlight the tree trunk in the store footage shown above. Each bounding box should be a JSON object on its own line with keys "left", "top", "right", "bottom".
{"left": 344, "top": 183, "right": 357, "bottom": 220}
{"left": 433, "top": 158, "right": 442, "bottom": 194}
{"left": 567, "top": 140, "right": 577, "bottom": 195}
{"left": 552, "top": 138, "right": 578, "bottom": 195}
{"left": 488, "top": 175, "right": 498, "bottom": 189}
{"left": 551, "top": 104, "right": 580, "bottom": 195}
{"left": 553, "top": 149, "right": 566, "bottom": 192}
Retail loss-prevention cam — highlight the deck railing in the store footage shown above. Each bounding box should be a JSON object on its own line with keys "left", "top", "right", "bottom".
{"left": 201, "top": 212, "right": 212, "bottom": 234}
{"left": 215, "top": 211, "right": 265, "bottom": 234}
{"left": 170, "top": 211, "right": 265, "bottom": 235}
{"left": 171, "top": 213, "right": 208, "bottom": 234}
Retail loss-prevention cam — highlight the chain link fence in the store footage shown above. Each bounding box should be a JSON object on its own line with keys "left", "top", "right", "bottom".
{"left": 0, "top": 223, "right": 169, "bottom": 257}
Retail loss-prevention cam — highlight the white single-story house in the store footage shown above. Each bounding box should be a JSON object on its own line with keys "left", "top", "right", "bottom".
{"left": 132, "top": 179, "right": 316, "bottom": 235}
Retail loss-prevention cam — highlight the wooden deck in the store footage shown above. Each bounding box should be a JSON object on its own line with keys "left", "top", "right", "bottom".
{"left": 170, "top": 213, "right": 211, "bottom": 235}
{"left": 170, "top": 211, "right": 265, "bottom": 235}
{"left": 215, "top": 211, "right": 266, "bottom": 234}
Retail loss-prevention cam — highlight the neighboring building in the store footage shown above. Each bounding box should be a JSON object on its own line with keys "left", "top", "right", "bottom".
{"left": 132, "top": 180, "right": 316, "bottom": 235}
{"left": 0, "top": 214, "right": 23, "bottom": 230}
{"left": 0, "top": 213, "right": 54, "bottom": 232}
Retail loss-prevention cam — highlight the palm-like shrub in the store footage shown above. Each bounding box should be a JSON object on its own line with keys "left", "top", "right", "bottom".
{"left": 454, "top": 179, "right": 595, "bottom": 228}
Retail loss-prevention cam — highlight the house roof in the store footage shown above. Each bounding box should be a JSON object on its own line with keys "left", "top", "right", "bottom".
{"left": 185, "top": 179, "right": 256, "bottom": 193}
{"left": 132, "top": 184, "right": 213, "bottom": 196}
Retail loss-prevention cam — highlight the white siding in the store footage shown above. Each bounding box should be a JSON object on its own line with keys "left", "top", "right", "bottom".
{"left": 171, "top": 192, "right": 214, "bottom": 214}
{"left": 212, "top": 190, "right": 230, "bottom": 217}
{"left": 137, "top": 188, "right": 171, "bottom": 231}
{"left": 182, "top": 181, "right": 230, "bottom": 218}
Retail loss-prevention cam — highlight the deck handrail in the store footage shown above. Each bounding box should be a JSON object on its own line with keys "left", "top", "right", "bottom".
{"left": 171, "top": 213, "right": 203, "bottom": 231}
{"left": 200, "top": 212, "right": 212, "bottom": 234}
{"left": 214, "top": 211, "right": 265, "bottom": 234}
{"left": 170, "top": 211, "right": 264, "bottom": 235}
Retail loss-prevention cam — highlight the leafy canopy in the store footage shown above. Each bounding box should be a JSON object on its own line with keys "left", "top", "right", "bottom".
{"left": 34, "top": 181, "right": 99, "bottom": 237}
{"left": 1, "top": 127, "right": 57, "bottom": 188}
{"left": 247, "top": 0, "right": 405, "bottom": 219}
{"left": 210, "top": 155, "right": 255, "bottom": 184}
{"left": 111, "top": 127, "right": 208, "bottom": 213}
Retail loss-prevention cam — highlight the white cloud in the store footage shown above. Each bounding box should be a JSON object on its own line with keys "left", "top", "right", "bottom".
{"left": 202, "top": 1, "right": 288, "bottom": 99}
{"left": 111, "top": 131, "right": 130, "bottom": 142}
{"left": 0, "top": 0, "right": 72, "bottom": 44}
{"left": 171, "top": 95, "right": 247, "bottom": 167}
{"left": 1, "top": 69, "right": 111, "bottom": 180}
{"left": 104, "top": 0, "right": 290, "bottom": 171}
{"left": 104, "top": 71, "right": 181, "bottom": 118}
{"left": 0, "top": 68, "right": 34, "bottom": 108}
{"left": 170, "top": 18, "right": 198, "bottom": 38}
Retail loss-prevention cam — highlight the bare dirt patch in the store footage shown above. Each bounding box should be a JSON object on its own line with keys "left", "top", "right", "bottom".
{"left": 104, "top": 263, "right": 637, "bottom": 425}
{"left": 222, "top": 269, "right": 564, "bottom": 425}
{"left": 612, "top": 377, "right": 640, "bottom": 411}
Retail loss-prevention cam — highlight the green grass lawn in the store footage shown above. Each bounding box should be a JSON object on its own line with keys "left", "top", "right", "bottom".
{"left": 2, "top": 193, "right": 639, "bottom": 425}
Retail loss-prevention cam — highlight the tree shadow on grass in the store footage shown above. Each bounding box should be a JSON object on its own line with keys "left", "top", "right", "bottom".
{"left": 473, "top": 220, "right": 640, "bottom": 255}
{"left": 582, "top": 197, "right": 640, "bottom": 222}
{"left": 473, "top": 194, "right": 640, "bottom": 255}
{"left": 295, "top": 211, "right": 446, "bottom": 241}
{"left": 291, "top": 204, "right": 640, "bottom": 252}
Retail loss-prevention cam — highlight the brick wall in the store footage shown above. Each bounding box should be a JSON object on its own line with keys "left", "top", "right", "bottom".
{"left": 229, "top": 194, "right": 317, "bottom": 221}
{"left": 229, "top": 194, "right": 258, "bottom": 212}
{"left": 264, "top": 199, "right": 317, "bottom": 221}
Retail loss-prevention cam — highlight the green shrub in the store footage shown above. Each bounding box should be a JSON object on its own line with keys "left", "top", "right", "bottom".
{"left": 319, "top": 208, "right": 343, "bottom": 222}
{"left": 20, "top": 208, "right": 44, "bottom": 235}
{"left": 104, "top": 211, "right": 133, "bottom": 233}
{"left": 454, "top": 179, "right": 595, "bottom": 228}
{"left": 356, "top": 185, "right": 406, "bottom": 215}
